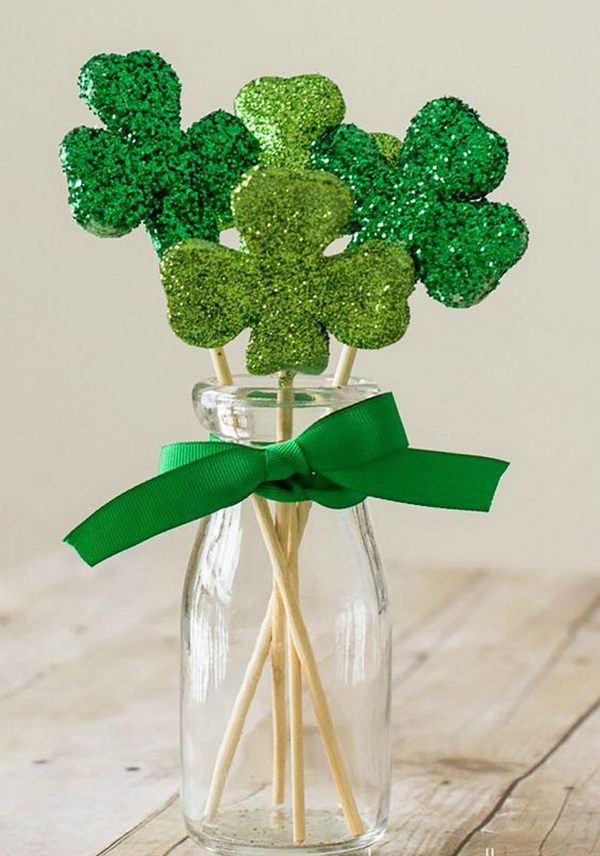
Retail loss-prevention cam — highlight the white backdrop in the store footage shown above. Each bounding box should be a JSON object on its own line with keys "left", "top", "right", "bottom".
{"left": 2, "top": 0, "right": 599, "bottom": 574}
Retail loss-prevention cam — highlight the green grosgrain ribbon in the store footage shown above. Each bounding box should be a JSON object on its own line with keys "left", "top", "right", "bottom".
{"left": 64, "top": 393, "right": 509, "bottom": 566}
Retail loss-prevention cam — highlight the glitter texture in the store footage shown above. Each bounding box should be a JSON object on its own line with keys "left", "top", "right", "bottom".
{"left": 60, "top": 50, "right": 260, "bottom": 256}
{"left": 371, "top": 132, "right": 402, "bottom": 166}
{"left": 311, "top": 96, "right": 529, "bottom": 307}
{"left": 161, "top": 167, "right": 415, "bottom": 375}
{"left": 234, "top": 75, "right": 345, "bottom": 170}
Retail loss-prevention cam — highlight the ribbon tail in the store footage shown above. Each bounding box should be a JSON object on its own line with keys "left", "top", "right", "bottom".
{"left": 158, "top": 440, "right": 232, "bottom": 472}
{"left": 64, "top": 446, "right": 264, "bottom": 566}
{"left": 329, "top": 448, "right": 509, "bottom": 512}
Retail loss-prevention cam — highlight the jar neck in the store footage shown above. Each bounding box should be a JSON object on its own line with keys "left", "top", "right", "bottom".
{"left": 192, "top": 374, "right": 380, "bottom": 446}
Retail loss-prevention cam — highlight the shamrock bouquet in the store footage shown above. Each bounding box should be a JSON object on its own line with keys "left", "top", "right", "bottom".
{"left": 61, "top": 50, "right": 528, "bottom": 854}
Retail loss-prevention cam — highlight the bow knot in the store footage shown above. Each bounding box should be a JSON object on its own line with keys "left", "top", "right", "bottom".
{"left": 64, "top": 393, "right": 509, "bottom": 567}
{"left": 264, "top": 438, "right": 312, "bottom": 482}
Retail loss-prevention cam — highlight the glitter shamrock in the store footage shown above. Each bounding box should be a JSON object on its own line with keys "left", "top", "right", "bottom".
{"left": 371, "top": 132, "right": 402, "bottom": 166}
{"left": 60, "top": 50, "right": 260, "bottom": 257}
{"left": 161, "top": 167, "right": 415, "bottom": 375}
{"left": 311, "top": 96, "right": 529, "bottom": 307}
{"left": 234, "top": 74, "right": 346, "bottom": 170}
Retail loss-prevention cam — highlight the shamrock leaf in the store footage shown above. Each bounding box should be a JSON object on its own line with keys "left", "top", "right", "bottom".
{"left": 60, "top": 50, "right": 259, "bottom": 256}
{"left": 234, "top": 75, "right": 345, "bottom": 170}
{"left": 311, "top": 96, "right": 529, "bottom": 307}
{"left": 161, "top": 167, "right": 415, "bottom": 375}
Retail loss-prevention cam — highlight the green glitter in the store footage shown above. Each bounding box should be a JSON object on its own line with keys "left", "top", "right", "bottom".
{"left": 311, "top": 96, "right": 529, "bottom": 307}
{"left": 161, "top": 167, "right": 415, "bottom": 375}
{"left": 371, "top": 132, "right": 402, "bottom": 166}
{"left": 60, "top": 50, "right": 260, "bottom": 256}
{"left": 234, "top": 75, "right": 345, "bottom": 170}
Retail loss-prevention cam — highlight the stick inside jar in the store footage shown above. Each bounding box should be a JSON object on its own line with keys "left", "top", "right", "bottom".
{"left": 271, "top": 373, "right": 293, "bottom": 810}
{"left": 274, "top": 372, "right": 306, "bottom": 842}
{"left": 203, "top": 348, "right": 364, "bottom": 838}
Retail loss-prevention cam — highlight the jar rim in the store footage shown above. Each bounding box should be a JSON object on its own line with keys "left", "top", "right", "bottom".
{"left": 192, "top": 374, "right": 380, "bottom": 410}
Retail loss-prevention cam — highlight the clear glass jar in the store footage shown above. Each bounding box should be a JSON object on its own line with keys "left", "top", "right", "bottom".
{"left": 181, "top": 375, "right": 391, "bottom": 855}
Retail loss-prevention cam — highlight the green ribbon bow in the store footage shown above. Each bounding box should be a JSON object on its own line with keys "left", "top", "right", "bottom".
{"left": 64, "top": 393, "right": 509, "bottom": 567}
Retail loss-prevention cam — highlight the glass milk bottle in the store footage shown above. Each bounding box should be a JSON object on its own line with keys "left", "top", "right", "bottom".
{"left": 180, "top": 375, "right": 392, "bottom": 855}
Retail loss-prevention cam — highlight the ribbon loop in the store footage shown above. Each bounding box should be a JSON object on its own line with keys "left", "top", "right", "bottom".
{"left": 264, "top": 438, "right": 312, "bottom": 482}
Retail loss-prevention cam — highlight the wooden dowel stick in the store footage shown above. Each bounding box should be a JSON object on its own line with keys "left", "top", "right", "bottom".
{"left": 271, "top": 371, "right": 294, "bottom": 806}
{"left": 210, "top": 347, "right": 234, "bottom": 386}
{"left": 286, "top": 505, "right": 305, "bottom": 843}
{"left": 252, "top": 495, "right": 364, "bottom": 836}
{"left": 276, "top": 371, "right": 307, "bottom": 840}
{"left": 277, "top": 371, "right": 295, "bottom": 438}
{"left": 296, "top": 502, "right": 311, "bottom": 538}
{"left": 292, "top": 345, "right": 358, "bottom": 540}
{"left": 332, "top": 345, "right": 357, "bottom": 388}
{"left": 280, "top": 345, "right": 358, "bottom": 840}
{"left": 271, "top": 507, "right": 287, "bottom": 805}
{"left": 290, "top": 345, "right": 358, "bottom": 561}
{"left": 204, "top": 596, "right": 274, "bottom": 820}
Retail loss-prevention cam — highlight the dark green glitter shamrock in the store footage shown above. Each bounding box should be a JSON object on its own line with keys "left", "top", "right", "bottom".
{"left": 161, "top": 167, "right": 415, "bottom": 375}
{"left": 60, "top": 50, "right": 259, "bottom": 256}
{"left": 311, "top": 97, "right": 529, "bottom": 307}
{"left": 234, "top": 75, "right": 346, "bottom": 170}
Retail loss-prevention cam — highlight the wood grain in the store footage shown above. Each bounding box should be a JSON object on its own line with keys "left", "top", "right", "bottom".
{"left": 2, "top": 545, "right": 599, "bottom": 856}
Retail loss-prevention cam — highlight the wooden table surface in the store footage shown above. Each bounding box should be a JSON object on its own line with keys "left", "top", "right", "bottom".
{"left": 2, "top": 542, "right": 600, "bottom": 856}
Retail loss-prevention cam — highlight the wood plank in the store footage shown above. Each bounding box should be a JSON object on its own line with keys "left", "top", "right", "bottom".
{"left": 0, "top": 554, "right": 182, "bottom": 856}
{"left": 94, "top": 796, "right": 186, "bottom": 856}
{"left": 0, "top": 538, "right": 183, "bottom": 699}
{"left": 97, "top": 571, "right": 600, "bottom": 856}
{"left": 110, "top": 573, "right": 600, "bottom": 855}
{"left": 457, "top": 640, "right": 600, "bottom": 855}
{"left": 0, "top": 555, "right": 474, "bottom": 856}
{"left": 378, "top": 572, "right": 600, "bottom": 855}
{"left": 3, "top": 551, "right": 600, "bottom": 856}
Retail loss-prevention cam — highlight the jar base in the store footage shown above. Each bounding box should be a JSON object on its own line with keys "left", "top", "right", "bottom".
{"left": 187, "top": 808, "right": 386, "bottom": 855}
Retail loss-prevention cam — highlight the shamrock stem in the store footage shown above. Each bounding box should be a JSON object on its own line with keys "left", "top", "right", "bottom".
{"left": 292, "top": 345, "right": 357, "bottom": 560}
{"left": 271, "top": 374, "right": 291, "bottom": 807}
{"left": 291, "top": 345, "right": 357, "bottom": 540}
{"left": 285, "top": 502, "right": 305, "bottom": 843}
{"left": 271, "top": 373, "right": 294, "bottom": 807}
{"left": 332, "top": 345, "right": 357, "bottom": 387}
{"left": 210, "top": 347, "right": 234, "bottom": 385}
{"left": 275, "top": 371, "right": 306, "bottom": 841}
{"left": 270, "top": 559, "right": 287, "bottom": 805}
{"left": 280, "top": 345, "right": 357, "bottom": 839}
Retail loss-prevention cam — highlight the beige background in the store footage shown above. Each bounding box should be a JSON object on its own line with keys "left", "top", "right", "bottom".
{"left": 1, "top": 0, "right": 598, "bottom": 575}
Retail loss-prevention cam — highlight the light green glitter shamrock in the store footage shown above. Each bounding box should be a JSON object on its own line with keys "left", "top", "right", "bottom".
{"left": 160, "top": 167, "right": 415, "bottom": 375}
{"left": 234, "top": 74, "right": 403, "bottom": 174}
{"left": 60, "top": 50, "right": 260, "bottom": 257}
{"left": 234, "top": 75, "right": 346, "bottom": 170}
